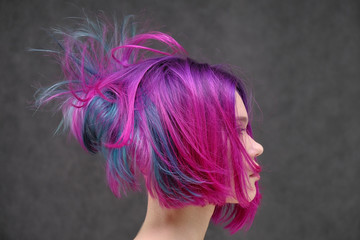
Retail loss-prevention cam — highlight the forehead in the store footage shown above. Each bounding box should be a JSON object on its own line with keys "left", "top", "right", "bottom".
{"left": 235, "top": 91, "right": 248, "bottom": 119}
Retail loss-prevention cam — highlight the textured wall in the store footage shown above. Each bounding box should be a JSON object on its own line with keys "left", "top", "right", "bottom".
{"left": 1, "top": 0, "right": 359, "bottom": 239}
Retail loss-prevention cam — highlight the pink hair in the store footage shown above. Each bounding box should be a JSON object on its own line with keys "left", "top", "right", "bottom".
{"left": 34, "top": 16, "right": 262, "bottom": 233}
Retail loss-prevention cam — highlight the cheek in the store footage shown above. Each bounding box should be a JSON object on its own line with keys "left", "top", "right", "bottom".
{"left": 241, "top": 134, "right": 252, "bottom": 155}
{"left": 243, "top": 159, "right": 253, "bottom": 176}
{"left": 225, "top": 135, "right": 256, "bottom": 203}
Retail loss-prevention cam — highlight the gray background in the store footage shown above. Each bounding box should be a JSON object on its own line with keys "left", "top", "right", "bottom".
{"left": 1, "top": 0, "right": 359, "bottom": 239}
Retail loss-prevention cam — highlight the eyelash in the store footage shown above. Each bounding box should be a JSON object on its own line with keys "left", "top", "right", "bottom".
{"left": 236, "top": 127, "right": 247, "bottom": 135}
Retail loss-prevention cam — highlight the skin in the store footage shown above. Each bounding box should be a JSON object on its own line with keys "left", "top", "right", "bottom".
{"left": 134, "top": 92, "right": 264, "bottom": 240}
{"left": 227, "top": 91, "right": 264, "bottom": 203}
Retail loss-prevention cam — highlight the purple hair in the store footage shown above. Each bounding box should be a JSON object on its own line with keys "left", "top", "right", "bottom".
{"left": 34, "top": 16, "right": 261, "bottom": 233}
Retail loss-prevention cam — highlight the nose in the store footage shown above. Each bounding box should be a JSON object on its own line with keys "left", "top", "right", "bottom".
{"left": 250, "top": 138, "right": 264, "bottom": 158}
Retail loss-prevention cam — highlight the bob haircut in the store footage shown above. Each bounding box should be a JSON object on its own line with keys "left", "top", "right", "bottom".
{"left": 34, "top": 16, "right": 261, "bottom": 234}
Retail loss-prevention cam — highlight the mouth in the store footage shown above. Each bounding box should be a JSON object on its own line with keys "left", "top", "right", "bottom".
{"left": 249, "top": 173, "right": 260, "bottom": 179}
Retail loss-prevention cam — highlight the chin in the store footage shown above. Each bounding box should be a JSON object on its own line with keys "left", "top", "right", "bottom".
{"left": 226, "top": 188, "right": 257, "bottom": 204}
{"left": 226, "top": 196, "right": 239, "bottom": 204}
{"left": 247, "top": 189, "right": 257, "bottom": 202}
{"left": 246, "top": 181, "right": 258, "bottom": 201}
{"left": 226, "top": 177, "right": 259, "bottom": 203}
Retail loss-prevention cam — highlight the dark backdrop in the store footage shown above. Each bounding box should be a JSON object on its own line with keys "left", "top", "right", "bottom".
{"left": 1, "top": 0, "right": 359, "bottom": 239}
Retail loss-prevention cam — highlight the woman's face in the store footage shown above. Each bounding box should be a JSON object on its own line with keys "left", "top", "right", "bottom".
{"left": 227, "top": 92, "right": 264, "bottom": 203}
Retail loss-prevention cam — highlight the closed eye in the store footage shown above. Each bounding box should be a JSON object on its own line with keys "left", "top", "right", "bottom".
{"left": 236, "top": 117, "right": 248, "bottom": 135}
{"left": 236, "top": 126, "right": 247, "bottom": 135}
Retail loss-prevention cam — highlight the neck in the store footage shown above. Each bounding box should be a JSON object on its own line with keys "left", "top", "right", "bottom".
{"left": 134, "top": 194, "right": 215, "bottom": 240}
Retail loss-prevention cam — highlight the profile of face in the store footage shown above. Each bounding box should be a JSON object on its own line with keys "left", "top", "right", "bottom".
{"left": 227, "top": 92, "right": 264, "bottom": 203}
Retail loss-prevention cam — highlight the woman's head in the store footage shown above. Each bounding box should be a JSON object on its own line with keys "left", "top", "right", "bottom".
{"left": 35, "top": 16, "right": 263, "bottom": 233}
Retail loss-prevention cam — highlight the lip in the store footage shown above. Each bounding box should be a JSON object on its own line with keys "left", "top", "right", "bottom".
{"left": 249, "top": 173, "right": 260, "bottom": 180}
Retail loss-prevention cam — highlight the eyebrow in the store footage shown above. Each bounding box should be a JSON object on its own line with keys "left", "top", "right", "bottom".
{"left": 236, "top": 116, "right": 248, "bottom": 125}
